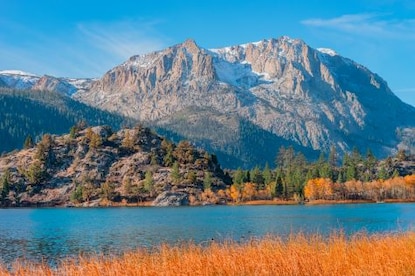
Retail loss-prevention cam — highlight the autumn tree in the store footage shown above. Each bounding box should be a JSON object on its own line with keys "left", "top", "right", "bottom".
{"left": 174, "top": 141, "right": 195, "bottom": 164}
{"left": 242, "top": 182, "right": 257, "bottom": 201}
{"left": 404, "top": 174, "right": 415, "bottom": 197}
{"left": 228, "top": 184, "right": 241, "bottom": 203}
{"left": 89, "top": 132, "right": 102, "bottom": 149}
{"left": 304, "top": 178, "right": 333, "bottom": 200}
{"left": 122, "top": 130, "right": 135, "bottom": 151}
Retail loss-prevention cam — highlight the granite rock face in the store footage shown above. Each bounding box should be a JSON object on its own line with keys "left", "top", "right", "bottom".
{"left": 73, "top": 37, "right": 415, "bottom": 163}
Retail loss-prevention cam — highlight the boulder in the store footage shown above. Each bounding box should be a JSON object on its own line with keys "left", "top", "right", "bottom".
{"left": 152, "top": 191, "right": 189, "bottom": 207}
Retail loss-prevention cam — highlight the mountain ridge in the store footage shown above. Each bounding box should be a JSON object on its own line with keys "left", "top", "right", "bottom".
{"left": 2, "top": 36, "right": 415, "bottom": 168}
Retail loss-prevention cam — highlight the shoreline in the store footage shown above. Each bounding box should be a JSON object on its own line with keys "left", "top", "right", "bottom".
{"left": 3, "top": 198, "right": 415, "bottom": 208}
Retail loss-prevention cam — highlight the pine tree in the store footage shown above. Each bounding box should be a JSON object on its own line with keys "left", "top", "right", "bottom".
{"left": 262, "top": 163, "right": 272, "bottom": 185}
{"left": 26, "top": 160, "right": 45, "bottom": 184}
{"left": 328, "top": 145, "right": 338, "bottom": 167}
{"left": 150, "top": 152, "right": 158, "bottom": 165}
{"left": 0, "top": 170, "right": 10, "bottom": 203}
{"left": 275, "top": 175, "right": 284, "bottom": 198}
{"left": 171, "top": 161, "right": 180, "bottom": 183}
{"left": 144, "top": 171, "right": 154, "bottom": 193}
{"left": 251, "top": 166, "right": 264, "bottom": 189}
{"left": 101, "top": 181, "right": 115, "bottom": 200}
{"left": 346, "top": 165, "right": 357, "bottom": 181}
{"left": 203, "top": 171, "right": 212, "bottom": 191}
{"left": 23, "top": 135, "right": 34, "bottom": 149}
{"left": 69, "top": 125, "right": 77, "bottom": 139}
{"left": 233, "top": 168, "right": 245, "bottom": 185}
{"left": 161, "top": 139, "right": 175, "bottom": 166}
{"left": 378, "top": 166, "right": 388, "bottom": 180}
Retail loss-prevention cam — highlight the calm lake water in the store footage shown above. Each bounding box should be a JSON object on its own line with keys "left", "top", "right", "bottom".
{"left": 1, "top": 203, "right": 415, "bottom": 266}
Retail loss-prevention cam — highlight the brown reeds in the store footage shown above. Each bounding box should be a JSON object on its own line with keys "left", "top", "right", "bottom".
{"left": 1, "top": 232, "right": 415, "bottom": 276}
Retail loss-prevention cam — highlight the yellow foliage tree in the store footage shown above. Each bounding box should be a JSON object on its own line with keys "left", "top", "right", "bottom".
{"left": 404, "top": 174, "right": 415, "bottom": 186}
{"left": 304, "top": 178, "right": 333, "bottom": 200}
{"left": 242, "top": 182, "right": 257, "bottom": 201}
{"left": 200, "top": 189, "right": 218, "bottom": 204}
{"left": 229, "top": 184, "right": 241, "bottom": 202}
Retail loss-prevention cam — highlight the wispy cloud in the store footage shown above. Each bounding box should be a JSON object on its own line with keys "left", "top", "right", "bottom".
{"left": 0, "top": 19, "right": 169, "bottom": 78}
{"left": 77, "top": 19, "right": 167, "bottom": 61}
{"left": 301, "top": 13, "right": 415, "bottom": 40}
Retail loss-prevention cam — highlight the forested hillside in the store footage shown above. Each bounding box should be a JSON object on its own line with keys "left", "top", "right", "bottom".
{"left": 0, "top": 88, "right": 132, "bottom": 154}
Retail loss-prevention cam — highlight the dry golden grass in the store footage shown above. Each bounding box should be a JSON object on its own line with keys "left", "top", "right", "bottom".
{"left": 1, "top": 232, "right": 415, "bottom": 276}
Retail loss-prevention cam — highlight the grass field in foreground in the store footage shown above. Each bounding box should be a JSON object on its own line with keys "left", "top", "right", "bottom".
{"left": 1, "top": 232, "right": 415, "bottom": 276}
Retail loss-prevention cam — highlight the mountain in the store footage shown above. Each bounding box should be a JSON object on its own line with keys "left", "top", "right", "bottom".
{"left": 0, "top": 125, "right": 230, "bottom": 207}
{"left": 73, "top": 37, "right": 415, "bottom": 168}
{"left": 0, "top": 88, "right": 131, "bottom": 154}
{"left": 3, "top": 37, "right": 415, "bottom": 168}
{"left": 0, "top": 70, "right": 93, "bottom": 96}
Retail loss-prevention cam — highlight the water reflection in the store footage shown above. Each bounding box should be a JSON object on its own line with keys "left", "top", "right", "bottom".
{"left": 0, "top": 203, "right": 414, "bottom": 266}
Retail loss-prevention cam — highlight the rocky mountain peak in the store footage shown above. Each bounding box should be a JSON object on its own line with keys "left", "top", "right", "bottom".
{"left": 180, "top": 38, "right": 201, "bottom": 53}
{"left": 73, "top": 36, "right": 415, "bottom": 167}
{"left": 3, "top": 36, "right": 415, "bottom": 168}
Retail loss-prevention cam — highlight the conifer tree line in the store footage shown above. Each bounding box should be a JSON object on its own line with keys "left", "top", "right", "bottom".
{"left": 226, "top": 145, "right": 415, "bottom": 202}
{"left": 0, "top": 88, "right": 130, "bottom": 154}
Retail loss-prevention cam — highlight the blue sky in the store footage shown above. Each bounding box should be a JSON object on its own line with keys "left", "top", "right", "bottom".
{"left": 1, "top": 0, "right": 415, "bottom": 106}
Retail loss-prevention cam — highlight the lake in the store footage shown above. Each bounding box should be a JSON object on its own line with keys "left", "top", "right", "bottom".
{"left": 1, "top": 203, "right": 415, "bottom": 266}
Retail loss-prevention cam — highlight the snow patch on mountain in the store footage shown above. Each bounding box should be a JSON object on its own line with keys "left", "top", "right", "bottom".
{"left": 0, "top": 70, "right": 38, "bottom": 77}
{"left": 0, "top": 70, "right": 40, "bottom": 90}
{"left": 317, "top": 48, "right": 337, "bottom": 56}
{"left": 213, "top": 58, "right": 260, "bottom": 89}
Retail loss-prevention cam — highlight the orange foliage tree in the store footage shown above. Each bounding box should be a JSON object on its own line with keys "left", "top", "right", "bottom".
{"left": 242, "top": 182, "right": 257, "bottom": 201}
{"left": 228, "top": 184, "right": 241, "bottom": 202}
{"left": 304, "top": 178, "right": 333, "bottom": 200}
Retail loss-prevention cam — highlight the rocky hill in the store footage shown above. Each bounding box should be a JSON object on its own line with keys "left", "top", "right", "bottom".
{"left": 0, "top": 125, "right": 231, "bottom": 207}
{"left": 3, "top": 36, "right": 415, "bottom": 168}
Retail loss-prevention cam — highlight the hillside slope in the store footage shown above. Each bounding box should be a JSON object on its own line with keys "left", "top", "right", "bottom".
{"left": 0, "top": 88, "right": 130, "bottom": 153}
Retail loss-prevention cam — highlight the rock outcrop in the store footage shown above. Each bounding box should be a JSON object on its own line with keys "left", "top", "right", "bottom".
{"left": 152, "top": 191, "right": 189, "bottom": 206}
{"left": 0, "top": 125, "right": 230, "bottom": 207}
